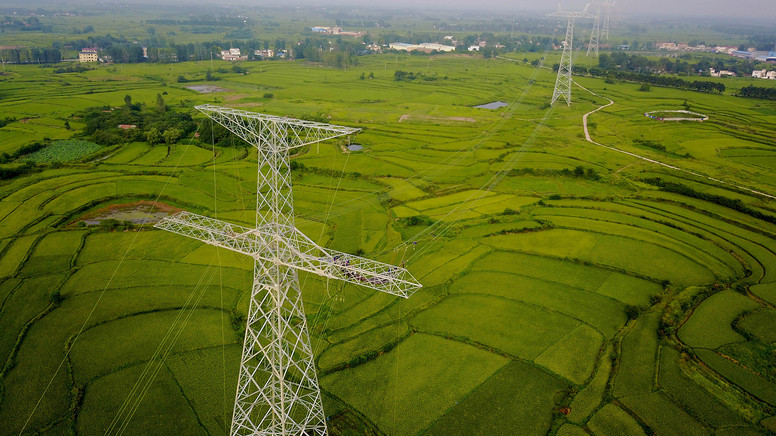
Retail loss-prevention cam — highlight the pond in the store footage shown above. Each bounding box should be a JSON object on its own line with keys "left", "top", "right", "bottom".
{"left": 78, "top": 201, "right": 180, "bottom": 225}
{"left": 186, "top": 84, "right": 232, "bottom": 93}
{"left": 474, "top": 101, "right": 509, "bottom": 109}
{"left": 347, "top": 144, "right": 364, "bottom": 151}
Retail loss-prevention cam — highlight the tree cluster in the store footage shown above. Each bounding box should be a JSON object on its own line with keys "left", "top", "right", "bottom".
{"left": 598, "top": 52, "right": 763, "bottom": 78}
{"left": 393, "top": 70, "right": 437, "bottom": 82}
{"left": 78, "top": 95, "right": 195, "bottom": 146}
{"left": 0, "top": 47, "right": 61, "bottom": 64}
{"left": 0, "top": 141, "right": 46, "bottom": 163}
{"left": 738, "top": 85, "right": 776, "bottom": 101}
{"left": 586, "top": 68, "right": 725, "bottom": 94}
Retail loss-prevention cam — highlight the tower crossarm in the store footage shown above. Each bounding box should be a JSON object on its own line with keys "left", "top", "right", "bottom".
{"left": 195, "top": 104, "right": 360, "bottom": 152}
{"left": 284, "top": 228, "right": 422, "bottom": 299}
{"left": 155, "top": 212, "right": 423, "bottom": 298}
{"left": 154, "top": 211, "right": 269, "bottom": 255}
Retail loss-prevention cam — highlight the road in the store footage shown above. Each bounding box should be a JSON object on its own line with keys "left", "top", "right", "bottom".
{"left": 575, "top": 79, "right": 776, "bottom": 200}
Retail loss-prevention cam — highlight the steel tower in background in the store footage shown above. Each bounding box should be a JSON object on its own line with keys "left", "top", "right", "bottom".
{"left": 550, "top": 6, "right": 594, "bottom": 106}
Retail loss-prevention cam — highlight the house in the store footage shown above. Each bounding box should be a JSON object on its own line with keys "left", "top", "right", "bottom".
{"left": 221, "top": 48, "right": 247, "bottom": 61}
{"left": 310, "top": 26, "right": 343, "bottom": 35}
{"left": 657, "top": 42, "right": 677, "bottom": 50}
{"left": 79, "top": 48, "right": 98, "bottom": 62}
{"left": 118, "top": 124, "right": 137, "bottom": 129}
{"left": 418, "top": 43, "right": 455, "bottom": 52}
{"left": 468, "top": 45, "right": 480, "bottom": 52}
{"left": 389, "top": 42, "right": 455, "bottom": 53}
{"left": 389, "top": 42, "right": 414, "bottom": 51}
{"left": 753, "top": 70, "right": 776, "bottom": 79}
{"left": 254, "top": 49, "right": 274, "bottom": 59}
{"left": 715, "top": 46, "right": 737, "bottom": 54}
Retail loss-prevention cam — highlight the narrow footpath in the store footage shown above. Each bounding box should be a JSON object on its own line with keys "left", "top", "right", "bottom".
{"left": 575, "top": 79, "right": 776, "bottom": 200}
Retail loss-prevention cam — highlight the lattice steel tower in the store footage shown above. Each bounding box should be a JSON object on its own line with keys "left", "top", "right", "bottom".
{"left": 587, "top": 3, "right": 602, "bottom": 56}
{"left": 601, "top": 0, "right": 615, "bottom": 41}
{"left": 549, "top": 6, "right": 594, "bottom": 106}
{"left": 155, "top": 105, "right": 422, "bottom": 435}
{"left": 587, "top": 1, "right": 615, "bottom": 57}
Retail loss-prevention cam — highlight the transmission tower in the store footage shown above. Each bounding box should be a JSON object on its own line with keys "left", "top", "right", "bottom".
{"left": 587, "top": 1, "right": 616, "bottom": 56}
{"left": 587, "top": 5, "right": 601, "bottom": 57}
{"left": 601, "top": 1, "right": 615, "bottom": 41}
{"left": 155, "top": 105, "right": 422, "bottom": 435}
{"left": 549, "top": 6, "right": 594, "bottom": 106}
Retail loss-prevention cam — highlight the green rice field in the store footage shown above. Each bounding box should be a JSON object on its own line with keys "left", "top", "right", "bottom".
{"left": 1, "top": 11, "right": 776, "bottom": 435}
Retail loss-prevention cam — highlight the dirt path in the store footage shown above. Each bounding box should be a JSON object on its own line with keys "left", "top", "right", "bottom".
{"left": 575, "top": 79, "right": 776, "bottom": 200}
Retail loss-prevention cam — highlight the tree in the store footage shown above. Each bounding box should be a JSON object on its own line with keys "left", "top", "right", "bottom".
{"left": 146, "top": 127, "right": 163, "bottom": 144}
{"left": 124, "top": 94, "right": 132, "bottom": 108}
{"left": 156, "top": 93, "right": 167, "bottom": 112}
{"left": 64, "top": 120, "right": 71, "bottom": 130}
{"left": 163, "top": 128, "right": 181, "bottom": 144}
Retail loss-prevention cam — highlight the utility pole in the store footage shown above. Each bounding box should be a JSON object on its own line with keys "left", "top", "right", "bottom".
{"left": 156, "top": 105, "right": 422, "bottom": 435}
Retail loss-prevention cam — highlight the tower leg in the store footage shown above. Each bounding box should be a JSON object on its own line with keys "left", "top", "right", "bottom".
{"left": 230, "top": 260, "right": 327, "bottom": 436}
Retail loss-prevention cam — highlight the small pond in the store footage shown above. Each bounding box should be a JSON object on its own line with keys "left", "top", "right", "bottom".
{"left": 347, "top": 144, "right": 364, "bottom": 151}
{"left": 474, "top": 101, "right": 509, "bottom": 109}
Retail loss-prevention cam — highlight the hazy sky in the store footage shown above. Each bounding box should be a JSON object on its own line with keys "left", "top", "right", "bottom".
{"left": 299, "top": 0, "right": 776, "bottom": 21}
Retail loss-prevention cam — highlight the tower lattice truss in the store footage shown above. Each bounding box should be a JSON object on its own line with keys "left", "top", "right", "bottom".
{"left": 549, "top": 8, "right": 594, "bottom": 106}
{"left": 155, "top": 105, "right": 422, "bottom": 435}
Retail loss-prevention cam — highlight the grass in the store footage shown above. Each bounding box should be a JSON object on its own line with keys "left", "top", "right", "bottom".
{"left": 587, "top": 403, "right": 646, "bottom": 436}
{"left": 0, "top": 235, "right": 38, "bottom": 278}
{"left": 737, "top": 309, "right": 776, "bottom": 343}
{"left": 424, "top": 361, "right": 568, "bottom": 436}
{"left": 165, "top": 345, "right": 242, "bottom": 435}
{"left": 69, "top": 309, "right": 234, "bottom": 384}
{"left": 568, "top": 344, "right": 613, "bottom": 423}
{"left": 614, "top": 312, "right": 660, "bottom": 398}
{"left": 411, "top": 294, "right": 580, "bottom": 360}
{"left": 621, "top": 392, "right": 708, "bottom": 436}
{"left": 18, "top": 230, "right": 85, "bottom": 277}
{"left": 1, "top": 24, "right": 776, "bottom": 434}
{"left": 534, "top": 324, "right": 603, "bottom": 385}
{"left": 318, "top": 322, "right": 409, "bottom": 371}
{"left": 320, "top": 333, "right": 508, "bottom": 435}
{"left": 678, "top": 290, "right": 760, "bottom": 350}
{"left": 749, "top": 283, "right": 776, "bottom": 306}
{"left": 657, "top": 346, "right": 745, "bottom": 428}
{"left": 695, "top": 349, "right": 776, "bottom": 406}
{"left": 483, "top": 229, "right": 717, "bottom": 285}
{"left": 76, "top": 363, "right": 205, "bottom": 434}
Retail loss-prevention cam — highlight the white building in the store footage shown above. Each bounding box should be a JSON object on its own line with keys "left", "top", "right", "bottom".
{"left": 221, "top": 48, "right": 247, "bottom": 61}
{"left": 753, "top": 69, "right": 776, "bottom": 79}
{"left": 78, "top": 48, "right": 98, "bottom": 62}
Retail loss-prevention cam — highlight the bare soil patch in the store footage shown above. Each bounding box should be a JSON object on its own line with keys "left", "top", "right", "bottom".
{"left": 186, "top": 84, "right": 232, "bottom": 93}
{"left": 74, "top": 200, "right": 181, "bottom": 226}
